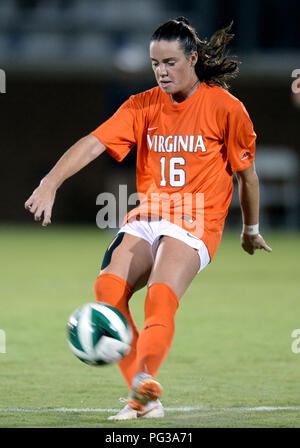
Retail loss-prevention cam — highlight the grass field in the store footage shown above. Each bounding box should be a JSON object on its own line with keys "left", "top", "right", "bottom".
{"left": 0, "top": 224, "right": 300, "bottom": 428}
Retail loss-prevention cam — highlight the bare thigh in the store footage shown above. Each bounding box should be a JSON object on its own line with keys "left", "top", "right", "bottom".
{"left": 101, "top": 233, "right": 153, "bottom": 291}
{"left": 147, "top": 236, "right": 200, "bottom": 299}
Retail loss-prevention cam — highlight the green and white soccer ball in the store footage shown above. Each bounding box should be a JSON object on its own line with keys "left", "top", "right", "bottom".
{"left": 67, "top": 302, "right": 132, "bottom": 366}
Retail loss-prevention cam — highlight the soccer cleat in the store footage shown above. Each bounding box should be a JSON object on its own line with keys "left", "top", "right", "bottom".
{"left": 107, "top": 403, "right": 137, "bottom": 420}
{"left": 108, "top": 399, "right": 164, "bottom": 420}
{"left": 128, "top": 373, "right": 162, "bottom": 412}
{"left": 137, "top": 399, "right": 164, "bottom": 418}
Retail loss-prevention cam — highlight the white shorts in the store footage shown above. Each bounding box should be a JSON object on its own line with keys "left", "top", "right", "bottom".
{"left": 118, "top": 218, "right": 210, "bottom": 273}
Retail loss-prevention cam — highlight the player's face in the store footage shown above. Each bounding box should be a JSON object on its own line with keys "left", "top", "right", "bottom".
{"left": 150, "top": 39, "right": 198, "bottom": 98}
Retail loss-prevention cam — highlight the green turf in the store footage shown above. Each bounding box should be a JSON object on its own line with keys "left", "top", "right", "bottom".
{"left": 0, "top": 224, "right": 300, "bottom": 428}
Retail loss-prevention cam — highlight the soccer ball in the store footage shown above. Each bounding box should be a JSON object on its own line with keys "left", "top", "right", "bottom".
{"left": 67, "top": 302, "right": 132, "bottom": 366}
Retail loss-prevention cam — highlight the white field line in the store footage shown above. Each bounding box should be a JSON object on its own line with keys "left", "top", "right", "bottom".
{"left": 1, "top": 406, "right": 300, "bottom": 413}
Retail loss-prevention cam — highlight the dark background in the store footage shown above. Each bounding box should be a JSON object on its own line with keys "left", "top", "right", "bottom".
{"left": 1, "top": 0, "right": 300, "bottom": 230}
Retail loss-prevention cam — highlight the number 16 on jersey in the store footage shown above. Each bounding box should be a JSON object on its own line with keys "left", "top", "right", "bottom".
{"left": 160, "top": 156, "right": 186, "bottom": 187}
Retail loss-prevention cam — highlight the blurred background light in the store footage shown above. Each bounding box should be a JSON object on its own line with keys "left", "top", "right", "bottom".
{"left": 1, "top": 0, "right": 299, "bottom": 230}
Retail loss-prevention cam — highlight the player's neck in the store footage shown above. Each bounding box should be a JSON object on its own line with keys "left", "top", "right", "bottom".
{"left": 170, "top": 78, "right": 201, "bottom": 104}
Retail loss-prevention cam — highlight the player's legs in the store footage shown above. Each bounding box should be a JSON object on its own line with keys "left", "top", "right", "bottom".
{"left": 100, "top": 232, "right": 153, "bottom": 291}
{"left": 129, "top": 236, "right": 200, "bottom": 410}
{"left": 135, "top": 235, "right": 200, "bottom": 376}
{"left": 94, "top": 232, "right": 153, "bottom": 389}
{"left": 148, "top": 235, "right": 200, "bottom": 299}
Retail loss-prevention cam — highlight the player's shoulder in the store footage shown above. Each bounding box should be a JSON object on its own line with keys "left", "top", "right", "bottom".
{"left": 202, "top": 82, "right": 243, "bottom": 111}
{"left": 129, "top": 86, "right": 162, "bottom": 108}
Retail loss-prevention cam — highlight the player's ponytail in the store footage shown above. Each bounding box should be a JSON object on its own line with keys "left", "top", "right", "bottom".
{"left": 151, "top": 18, "right": 240, "bottom": 90}
{"left": 194, "top": 22, "right": 239, "bottom": 90}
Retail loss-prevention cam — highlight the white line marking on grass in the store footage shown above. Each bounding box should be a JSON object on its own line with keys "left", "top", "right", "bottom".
{"left": 1, "top": 406, "right": 300, "bottom": 413}
{"left": 171, "top": 406, "right": 300, "bottom": 412}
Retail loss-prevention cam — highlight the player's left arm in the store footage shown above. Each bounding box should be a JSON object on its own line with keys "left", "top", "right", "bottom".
{"left": 236, "top": 162, "right": 272, "bottom": 255}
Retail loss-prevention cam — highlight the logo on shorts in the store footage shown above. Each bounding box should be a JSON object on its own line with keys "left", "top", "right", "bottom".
{"left": 187, "top": 232, "right": 199, "bottom": 241}
{"left": 181, "top": 216, "right": 194, "bottom": 224}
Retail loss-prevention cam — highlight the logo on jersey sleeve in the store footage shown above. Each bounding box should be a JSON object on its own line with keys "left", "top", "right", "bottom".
{"left": 241, "top": 152, "right": 250, "bottom": 160}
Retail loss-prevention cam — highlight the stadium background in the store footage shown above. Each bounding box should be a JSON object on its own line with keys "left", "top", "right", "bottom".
{"left": 1, "top": 0, "right": 300, "bottom": 229}
{"left": 1, "top": 0, "right": 300, "bottom": 429}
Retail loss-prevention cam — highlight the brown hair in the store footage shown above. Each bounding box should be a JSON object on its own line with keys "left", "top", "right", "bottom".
{"left": 151, "top": 17, "right": 240, "bottom": 90}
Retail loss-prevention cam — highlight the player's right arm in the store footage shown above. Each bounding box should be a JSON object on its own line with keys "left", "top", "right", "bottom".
{"left": 24, "top": 134, "right": 106, "bottom": 226}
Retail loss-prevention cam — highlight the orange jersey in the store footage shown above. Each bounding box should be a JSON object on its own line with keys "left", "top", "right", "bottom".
{"left": 91, "top": 82, "right": 256, "bottom": 260}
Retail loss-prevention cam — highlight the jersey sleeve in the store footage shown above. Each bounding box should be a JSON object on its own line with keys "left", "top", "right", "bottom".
{"left": 91, "top": 96, "right": 139, "bottom": 162}
{"left": 225, "top": 101, "right": 257, "bottom": 173}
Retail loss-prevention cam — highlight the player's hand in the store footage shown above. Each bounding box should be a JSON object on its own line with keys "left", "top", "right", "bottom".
{"left": 240, "top": 233, "right": 272, "bottom": 255}
{"left": 24, "top": 181, "right": 56, "bottom": 227}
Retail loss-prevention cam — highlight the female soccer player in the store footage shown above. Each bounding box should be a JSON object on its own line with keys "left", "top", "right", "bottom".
{"left": 25, "top": 17, "right": 272, "bottom": 420}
